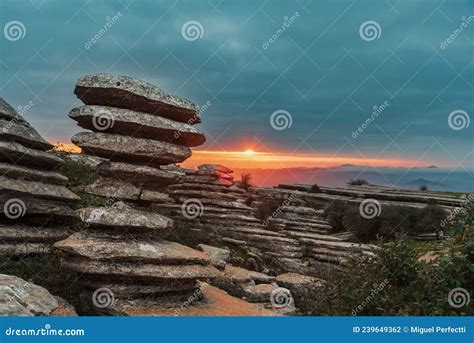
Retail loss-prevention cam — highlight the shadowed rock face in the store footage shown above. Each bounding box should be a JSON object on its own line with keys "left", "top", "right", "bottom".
{"left": 0, "top": 98, "right": 27, "bottom": 123}
{"left": 0, "top": 140, "right": 63, "bottom": 170}
{"left": 69, "top": 105, "right": 205, "bottom": 147}
{"left": 0, "top": 98, "right": 77, "bottom": 257}
{"left": 74, "top": 74, "right": 200, "bottom": 124}
{"left": 0, "top": 119, "right": 53, "bottom": 151}
{"left": 71, "top": 131, "right": 192, "bottom": 166}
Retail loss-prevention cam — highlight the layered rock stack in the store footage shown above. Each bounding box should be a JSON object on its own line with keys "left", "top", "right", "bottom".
{"left": 0, "top": 98, "right": 79, "bottom": 255}
{"left": 162, "top": 165, "right": 305, "bottom": 269}
{"left": 55, "top": 74, "right": 273, "bottom": 316}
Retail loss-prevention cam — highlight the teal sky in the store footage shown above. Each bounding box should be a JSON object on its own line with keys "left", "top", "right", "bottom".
{"left": 0, "top": 0, "right": 473, "bottom": 167}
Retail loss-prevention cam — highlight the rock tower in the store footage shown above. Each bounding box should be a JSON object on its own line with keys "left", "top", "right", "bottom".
{"left": 0, "top": 98, "right": 79, "bottom": 255}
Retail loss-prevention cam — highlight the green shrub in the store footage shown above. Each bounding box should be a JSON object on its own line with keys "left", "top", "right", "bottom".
{"left": 305, "top": 229, "right": 473, "bottom": 315}
{"left": 324, "top": 202, "right": 448, "bottom": 242}
{"left": 420, "top": 185, "right": 428, "bottom": 191}
{"left": 324, "top": 200, "right": 351, "bottom": 233}
{"left": 59, "top": 158, "right": 97, "bottom": 188}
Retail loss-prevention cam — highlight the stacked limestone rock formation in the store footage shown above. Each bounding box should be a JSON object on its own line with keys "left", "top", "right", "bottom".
{"left": 55, "top": 74, "right": 273, "bottom": 316}
{"left": 161, "top": 165, "right": 305, "bottom": 271}
{"left": 0, "top": 98, "right": 79, "bottom": 255}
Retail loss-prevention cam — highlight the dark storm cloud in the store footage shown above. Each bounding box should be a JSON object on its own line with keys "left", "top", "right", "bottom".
{"left": 0, "top": 0, "right": 472, "bottom": 166}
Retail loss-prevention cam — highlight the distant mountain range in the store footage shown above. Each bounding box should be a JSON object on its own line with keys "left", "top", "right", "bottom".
{"left": 233, "top": 165, "right": 474, "bottom": 192}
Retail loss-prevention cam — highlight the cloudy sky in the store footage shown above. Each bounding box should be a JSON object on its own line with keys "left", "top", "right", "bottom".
{"left": 1, "top": 0, "right": 472, "bottom": 168}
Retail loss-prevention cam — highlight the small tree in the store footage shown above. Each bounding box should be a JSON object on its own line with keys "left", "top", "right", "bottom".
{"left": 420, "top": 184, "right": 428, "bottom": 191}
{"left": 240, "top": 173, "right": 253, "bottom": 191}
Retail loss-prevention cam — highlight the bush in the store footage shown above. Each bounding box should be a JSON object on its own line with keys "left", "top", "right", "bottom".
{"left": 305, "top": 229, "right": 473, "bottom": 315}
{"left": 348, "top": 179, "right": 369, "bottom": 186}
{"left": 324, "top": 200, "right": 352, "bottom": 233}
{"left": 420, "top": 184, "right": 428, "bottom": 191}
{"left": 324, "top": 201, "right": 448, "bottom": 242}
{"left": 309, "top": 184, "right": 322, "bottom": 193}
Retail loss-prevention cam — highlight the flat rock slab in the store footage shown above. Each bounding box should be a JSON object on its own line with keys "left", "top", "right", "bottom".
{"left": 70, "top": 105, "right": 205, "bottom": 147}
{"left": 98, "top": 161, "right": 181, "bottom": 185}
{"left": 74, "top": 74, "right": 200, "bottom": 124}
{"left": 84, "top": 280, "right": 197, "bottom": 297}
{"left": 243, "top": 283, "right": 280, "bottom": 302}
{"left": 72, "top": 132, "right": 191, "bottom": 166}
{"left": 0, "top": 98, "right": 27, "bottom": 123}
{"left": 0, "top": 225, "right": 72, "bottom": 242}
{"left": 0, "top": 119, "right": 53, "bottom": 151}
{"left": 0, "top": 243, "right": 52, "bottom": 255}
{"left": 77, "top": 202, "right": 173, "bottom": 230}
{"left": 0, "top": 274, "right": 59, "bottom": 316}
{"left": 90, "top": 283, "right": 276, "bottom": 316}
{"left": 84, "top": 177, "right": 141, "bottom": 201}
{"left": 198, "top": 164, "right": 233, "bottom": 174}
{"left": 0, "top": 140, "right": 63, "bottom": 170}
{"left": 223, "top": 265, "right": 275, "bottom": 283}
{"left": 183, "top": 175, "right": 234, "bottom": 186}
{"left": 0, "top": 196, "right": 76, "bottom": 219}
{"left": 0, "top": 162, "right": 67, "bottom": 186}
{"left": 0, "top": 175, "right": 79, "bottom": 202}
{"left": 198, "top": 244, "right": 231, "bottom": 270}
{"left": 55, "top": 233, "right": 210, "bottom": 264}
{"left": 61, "top": 257, "right": 220, "bottom": 281}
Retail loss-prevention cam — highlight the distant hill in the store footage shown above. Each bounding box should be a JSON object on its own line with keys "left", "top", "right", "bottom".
{"left": 232, "top": 166, "right": 473, "bottom": 192}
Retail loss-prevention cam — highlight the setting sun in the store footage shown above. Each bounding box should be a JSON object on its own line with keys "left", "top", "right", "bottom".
{"left": 243, "top": 149, "right": 256, "bottom": 155}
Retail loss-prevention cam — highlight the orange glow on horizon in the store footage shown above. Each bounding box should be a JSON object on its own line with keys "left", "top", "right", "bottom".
{"left": 53, "top": 143, "right": 433, "bottom": 169}
{"left": 182, "top": 150, "right": 430, "bottom": 169}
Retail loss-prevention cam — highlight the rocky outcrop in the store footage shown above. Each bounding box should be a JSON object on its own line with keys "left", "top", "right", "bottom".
{"left": 0, "top": 274, "right": 76, "bottom": 316}
{"left": 57, "top": 74, "right": 267, "bottom": 316}
{"left": 0, "top": 98, "right": 78, "bottom": 256}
